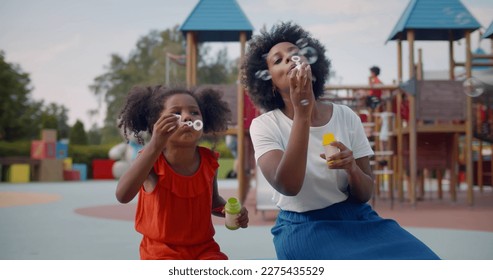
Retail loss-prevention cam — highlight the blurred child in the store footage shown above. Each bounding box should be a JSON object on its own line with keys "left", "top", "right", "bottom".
{"left": 367, "top": 66, "right": 383, "bottom": 109}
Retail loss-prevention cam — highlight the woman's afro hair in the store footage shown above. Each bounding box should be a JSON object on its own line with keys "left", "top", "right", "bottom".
{"left": 241, "top": 21, "right": 331, "bottom": 112}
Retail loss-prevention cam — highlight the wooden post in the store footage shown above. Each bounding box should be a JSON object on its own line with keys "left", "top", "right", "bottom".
{"left": 491, "top": 142, "right": 493, "bottom": 192}
{"left": 237, "top": 31, "right": 248, "bottom": 204}
{"left": 186, "top": 32, "right": 193, "bottom": 87}
{"left": 478, "top": 140, "right": 483, "bottom": 192}
{"left": 465, "top": 31, "right": 474, "bottom": 205}
{"left": 437, "top": 169, "right": 443, "bottom": 199}
{"left": 449, "top": 32, "right": 455, "bottom": 80}
{"left": 408, "top": 30, "right": 417, "bottom": 205}
{"left": 451, "top": 133, "right": 458, "bottom": 201}
{"left": 396, "top": 38, "right": 404, "bottom": 201}
{"left": 191, "top": 33, "right": 197, "bottom": 86}
{"left": 448, "top": 31, "right": 460, "bottom": 203}
{"left": 391, "top": 155, "right": 397, "bottom": 209}
{"left": 396, "top": 91, "right": 404, "bottom": 201}
{"left": 397, "top": 39, "right": 403, "bottom": 83}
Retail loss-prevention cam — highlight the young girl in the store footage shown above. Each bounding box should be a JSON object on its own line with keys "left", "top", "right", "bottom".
{"left": 115, "top": 85, "right": 249, "bottom": 260}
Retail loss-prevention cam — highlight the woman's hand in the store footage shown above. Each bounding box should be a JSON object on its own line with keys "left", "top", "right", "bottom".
{"left": 320, "top": 141, "right": 357, "bottom": 172}
{"left": 320, "top": 142, "right": 374, "bottom": 203}
{"left": 289, "top": 62, "right": 314, "bottom": 114}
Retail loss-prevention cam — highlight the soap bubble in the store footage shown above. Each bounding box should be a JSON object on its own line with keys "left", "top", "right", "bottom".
{"left": 299, "top": 46, "right": 318, "bottom": 65}
{"left": 255, "top": 69, "right": 272, "bottom": 81}
{"left": 296, "top": 38, "right": 309, "bottom": 49}
{"left": 463, "top": 77, "right": 485, "bottom": 97}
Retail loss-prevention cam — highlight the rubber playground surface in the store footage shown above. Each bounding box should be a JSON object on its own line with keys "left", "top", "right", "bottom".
{"left": 1, "top": 179, "right": 492, "bottom": 260}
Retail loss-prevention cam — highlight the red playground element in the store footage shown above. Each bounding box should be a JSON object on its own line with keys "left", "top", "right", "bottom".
{"left": 63, "top": 170, "right": 81, "bottom": 181}
{"left": 92, "top": 159, "right": 115, "bottom": 179}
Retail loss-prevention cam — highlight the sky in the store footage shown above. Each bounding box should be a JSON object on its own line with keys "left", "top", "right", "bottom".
{"left": 1, "top": 0, "right": 492, "bottom": 128}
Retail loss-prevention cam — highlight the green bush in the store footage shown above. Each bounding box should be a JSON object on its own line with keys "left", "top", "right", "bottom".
{"left": 0, "top": 141, "right": 31, "bottom": 157}
{"left": 200, "top": 138, "right": 235, "bottom": 179}
{"left": 217, "top": 158, "right": 234, "bottom": 179}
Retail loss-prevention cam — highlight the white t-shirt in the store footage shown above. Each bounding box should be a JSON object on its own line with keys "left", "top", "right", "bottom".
{"left": 250, "top": 103, "right": 374, "bottom": 212}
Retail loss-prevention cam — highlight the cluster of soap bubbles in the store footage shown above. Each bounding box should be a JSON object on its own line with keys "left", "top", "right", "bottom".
{"left": 255, "top": 38, "right": 319, "bottom": 81}
{"left": 463, "top": 77, "right": 485, "bottom": 97}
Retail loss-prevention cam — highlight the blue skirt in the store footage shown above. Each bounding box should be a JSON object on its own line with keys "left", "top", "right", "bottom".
{"left": 272, "top": 201, "right": 440, "bottom": 260}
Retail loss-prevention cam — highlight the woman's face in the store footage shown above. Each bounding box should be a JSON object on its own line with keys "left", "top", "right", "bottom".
{"left": 265, "top": 42, "right": 305, "bottom": 94}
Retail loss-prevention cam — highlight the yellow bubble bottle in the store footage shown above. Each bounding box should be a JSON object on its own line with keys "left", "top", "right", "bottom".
{"left": 322, "top": 133, "right": 339, "bottom": 167}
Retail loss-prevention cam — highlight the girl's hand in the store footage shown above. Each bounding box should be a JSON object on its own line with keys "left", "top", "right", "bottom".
{"left": 148, "top": 113, "right": 179, "bottom": 150}
{"left": 289, "top": 62, "right": 314, "bottom": 114}
{"left": 236, "top": 206, "right": 249, "bottom": 229}
{"left": 320, "top": 141, "right": 357, "bottom": 172}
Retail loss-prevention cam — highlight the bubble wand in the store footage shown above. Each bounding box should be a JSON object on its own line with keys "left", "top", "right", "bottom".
{"left": 172, "top": 114, "right": 203, "bottom": 131}
{"left": 292, "top": 55, "right": 302, "bottom": 70}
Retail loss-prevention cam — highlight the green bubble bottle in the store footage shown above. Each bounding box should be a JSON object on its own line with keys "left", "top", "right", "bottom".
{"left": 225, "top": 197, "right": 241, "bottom": 230}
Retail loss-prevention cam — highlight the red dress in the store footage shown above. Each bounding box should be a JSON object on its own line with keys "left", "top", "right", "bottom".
{"left": 135, "top": 146, "right": 227, "bottom": 260}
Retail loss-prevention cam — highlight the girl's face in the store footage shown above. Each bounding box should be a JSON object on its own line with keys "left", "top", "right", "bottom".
{"left": 265, "top": 42, "right": 305, "bottom": 94}
{"left": 163, "top": 93, "right": 203, "bottom": 142}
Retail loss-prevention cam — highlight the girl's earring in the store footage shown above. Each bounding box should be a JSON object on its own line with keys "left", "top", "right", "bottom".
{"left": 272, "top": 87, "right": 277, "bottom": 96}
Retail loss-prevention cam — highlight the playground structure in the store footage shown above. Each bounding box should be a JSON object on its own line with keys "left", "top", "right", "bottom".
{"left": 383, "top": 0, "right": 492, "bottom": 206}
{"left": 178, "top": 0, "right": 493, "bottom": 211}
{"left": 327, "top": 0, "right": 493, "bottom": 207}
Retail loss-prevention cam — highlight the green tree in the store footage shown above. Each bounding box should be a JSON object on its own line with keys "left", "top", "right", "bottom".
{"left": 87, "top": 124, "right": 103, "bottom": 145}
{"left": 0, "top": 51, "right": 72, "bottom": 141}
{"left": 197, "top": 47, "right": 238, "bottom": 85}
{"left": 90, "top": 27, "right": 186, "bottom": 144}
{"left": 41, "top": 103, "right": 70, "bottom": 139}
{"left": 90, "top": 25, "right": 238, "bottom": 144}
{"left": 0, "top": 50, "right": 36, "bottom": 141}
{"left": 69, "top": 120, "right": 88, "bottom": 145}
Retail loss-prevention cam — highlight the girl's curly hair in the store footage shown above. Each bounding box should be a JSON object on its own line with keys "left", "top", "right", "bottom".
{"left": 117, "top": 85, "right": 231, "bottom": 144}
{"left": 240, "top": 21, "right": 331, "bottom": 112}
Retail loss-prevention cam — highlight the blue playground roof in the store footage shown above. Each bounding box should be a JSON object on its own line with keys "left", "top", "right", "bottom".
{"left": 387, "top": 0, "right": 481, "bottom": 42}
{"left": 180, "top": 0, "right": 253, "bottom": 42}
{"left": 483, "top": 21, "right": 493, "bottom": 39}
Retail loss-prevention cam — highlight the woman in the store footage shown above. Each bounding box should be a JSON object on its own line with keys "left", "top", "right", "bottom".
{"left": 241, "top": 22, "right": 439, "bottom": 260}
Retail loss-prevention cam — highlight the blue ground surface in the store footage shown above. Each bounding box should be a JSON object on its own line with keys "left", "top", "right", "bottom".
{"left": 1, "top": 181, "right": 492, "bottom": 260}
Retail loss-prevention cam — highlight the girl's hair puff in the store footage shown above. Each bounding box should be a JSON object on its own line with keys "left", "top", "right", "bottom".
{"left": 241, "top": 21, "right": 331, "bottom": 112}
